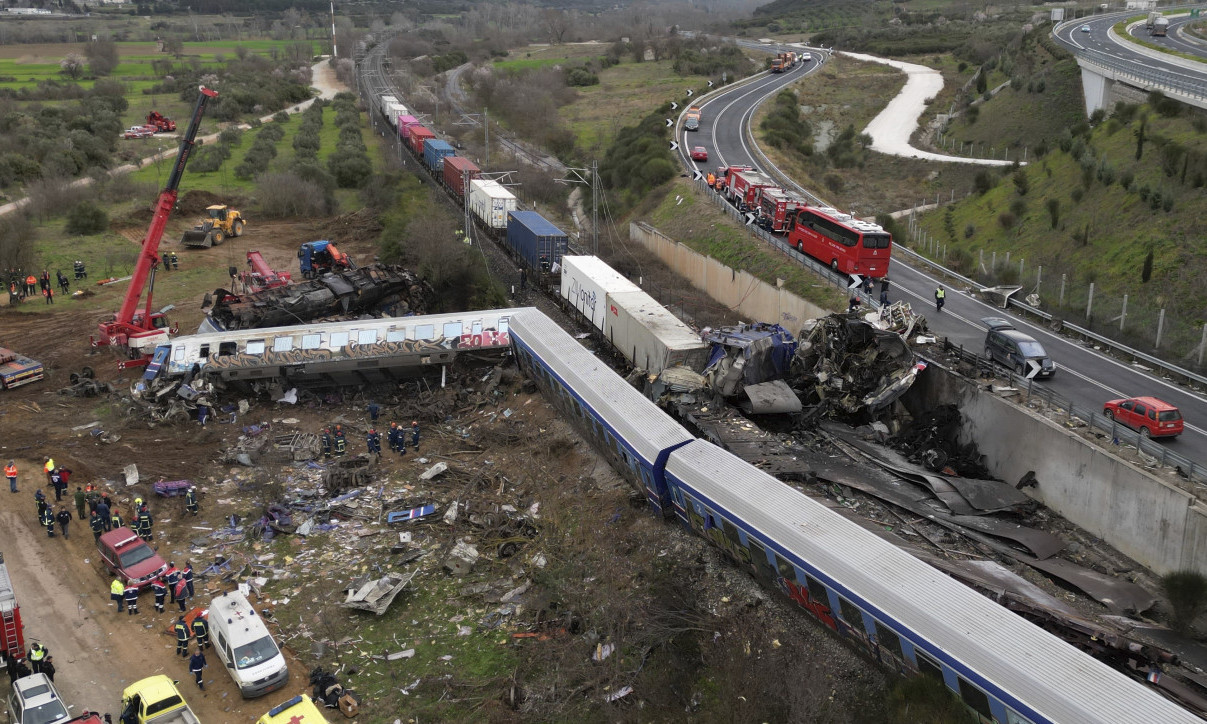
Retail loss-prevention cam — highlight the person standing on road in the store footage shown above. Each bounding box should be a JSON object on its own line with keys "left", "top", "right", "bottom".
{"left": 124, "top": 583, "right": 139, "bottom": 616}
{"left": 90, "top": 511, "right": 104, "bottom": 542}
{"left": 74, "top": 486, "right": 87, "bottom": 520}
{"left": 174, "top": 617, "right": 190, "bottom": 657}
{"left": 56, "top": 507, "right": 71, "bottom": 540}
{"left": 151, "top": 577, "right": 167, "bottom": 613}
{"left": 5, "top": 461, "right": 16, "bottom": 493}
{"left": 40, "top": 505, "right": 54, "bottom": 537}
{"left": 111, "top": 577, "right": 125, "bottom": 612}
{"left": 935, "top": 285, "right": 945, "bottom": 312}
{"left": 27, "top": 643, "right": 47, "bottom": 674}
{"left": 191, "top": 615, "right": 209, "bottom": 649}
{"left": 35, "top": 489, "right": 47, "bottom": 518}
{"left": 189, "top": 647, "right": 207, "bottom": 690}
{"left": 40, "top": 656, "right": 54, "bottom": 683}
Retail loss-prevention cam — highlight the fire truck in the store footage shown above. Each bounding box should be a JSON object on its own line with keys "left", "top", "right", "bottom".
{"left": 0, "top": 552, "right": 27, "bottom": 667}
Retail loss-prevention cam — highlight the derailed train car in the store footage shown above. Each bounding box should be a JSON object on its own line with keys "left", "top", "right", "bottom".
{"left": 507, "top": 307, "right": 1199, "bottom": 724}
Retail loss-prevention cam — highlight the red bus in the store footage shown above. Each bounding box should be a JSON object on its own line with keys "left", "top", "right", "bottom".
{"left": 786, "top": 206, "right": 891, "bottom": 278}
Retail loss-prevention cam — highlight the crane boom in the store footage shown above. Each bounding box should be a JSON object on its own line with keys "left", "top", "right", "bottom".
{"left": 95, "top": 86, "right": 218, "bottom": 365}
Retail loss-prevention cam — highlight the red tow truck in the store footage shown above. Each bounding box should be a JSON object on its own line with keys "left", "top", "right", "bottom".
{"left": 145, "top": 110, "right": 176, "bottom": 133}
{"left": 93, "top": 87, "right": 218, "bottom": 369}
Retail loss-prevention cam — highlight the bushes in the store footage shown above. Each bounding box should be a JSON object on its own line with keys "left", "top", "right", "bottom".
{"left": 326, "top": 93, "right": 371, "bottom": 188}
{"left": 256, "top": 171, "right": 335, "bottom": 218}
{"left": 66, "top": 201, "right": 108, "bottom": 235}
{"left": 599, "top": 106, "right": 677, "bottom": 208}
{"left": 1162, "top": 570, "right": 1207, "bottom": 634}
{"left": 566, "top": 67, "right": 599, "bottom": 87}
{"left": 760, "top": 91, "right": 813, "bottom": 157}
{"left": 234, "top": 119, "right": 284, "bottom": 180}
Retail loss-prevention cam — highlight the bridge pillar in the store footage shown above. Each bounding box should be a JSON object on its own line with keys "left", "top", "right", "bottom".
{"left": 1080, "top": 66, "right": 1113, "bottom": 117}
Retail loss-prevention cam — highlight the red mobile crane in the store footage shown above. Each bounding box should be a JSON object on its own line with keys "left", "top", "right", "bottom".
{"left": 242, "top": 250, "right": 292, "bottom": 292}
{"left": 93, "top": 87, "right": 218, "bottom": 369}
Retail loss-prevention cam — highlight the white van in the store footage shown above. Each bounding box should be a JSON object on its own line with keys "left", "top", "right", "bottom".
{"left": 207, "top": 591, "right": 290, "bottom": 698}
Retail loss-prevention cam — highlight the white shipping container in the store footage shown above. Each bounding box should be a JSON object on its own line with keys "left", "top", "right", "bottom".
{"left": 379, "top": 94, "right": 398, "bottom": 117}
{"left": 605, "top": 289, "right": 709, "bottom": 375}
{"left": 469, "top": 179, "right": 518, "bottom": 229}
{"left": 559, "top": 256, "right": 641, "bottom": 335}
{"left": 386, "top": 102, "right": 408, "bottom": 124}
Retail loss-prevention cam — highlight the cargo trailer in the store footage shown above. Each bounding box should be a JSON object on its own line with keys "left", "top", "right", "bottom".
{"left": 407, "top": 126, "right": 435, "bottom": 154}
{"left": 506, "top": 211, "right": 567, "bottom": 273}
{"left": 469, "top": 179, "right": 517, "bottom": 230}
{"left": 605, "top": 289, "right": 709, "bottom": 375}
{"left": 442, "top": 156, "right": 480, "bottom": 197}
{"left": 423, "top": 139, "right": 456, "bottom": 172}
{"left": 559, "top": 255, "right": 641, "bottom": 335}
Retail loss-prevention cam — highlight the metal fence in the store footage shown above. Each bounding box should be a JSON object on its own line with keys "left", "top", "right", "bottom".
{"left": 940, "top": 340, "right": 1207, "bottom": 492}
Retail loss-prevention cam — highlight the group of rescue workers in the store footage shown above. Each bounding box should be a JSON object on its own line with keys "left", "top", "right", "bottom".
{"left": 321, "top": 420, "right": 420, "bottom": 459}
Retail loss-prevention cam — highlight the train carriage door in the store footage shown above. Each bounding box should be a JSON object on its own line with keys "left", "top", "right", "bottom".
{"left": 746, "top": 537, "right": 778, "bottom": 584}
{"left": 871, "top": 619, "right": 906, "bottom": 671}
{"left": 955, "top": 676, "right": 994, "bottom": 723}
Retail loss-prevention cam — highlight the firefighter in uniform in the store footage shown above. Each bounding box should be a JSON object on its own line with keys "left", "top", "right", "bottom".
{"left": 321, "top": 427, "right": 333, "bottom": 459}
{"left": 174, "top": 617, "right": 190, "bottom": 657}
{"left": 111, "top": 577, "right": 126, "bottom": 612}
{"left": 366, "top": 428, "right": 381, "bottom": 458}
{"left": 124, "top": 583, "right": 139, "bottom": 615}
{"left": 184, "top": 486, "right": 198, "bottom": 515}
{"left": 192, "top": 615, "right": 210, "bottom": 649}
{"left": 164, "top": 563, "right": 180, "bottom": 604}
{"left": 388, "top": 422, "right": 400, "bottom": 453}
{"left": 189, "top": 647, "right": 206, "bottom": 690}
{"left": 411, "top": 421, "right": 421, "bottom": 451}
{"left": 90, "top": 510, "right": 104, "bottom": 542}
{"left": 151, "top": 577, "right": 167, "bottom": 613}
{"left": 137, "top": 509, "right": 153, "bottom": 542}
{"left": 109, "top": 507, "right": 123, "bottom": 531}
{"left": 40, "top": 505, "right": 54, "bottom": 537}
{"left": 333, "top": 425, "right": 346, "bottom": 457}
{"left": 182, "top": 562, "right": 195, "bottom": 597}
{"left": 174, "top": 575, "right": 190, "bottom": 612}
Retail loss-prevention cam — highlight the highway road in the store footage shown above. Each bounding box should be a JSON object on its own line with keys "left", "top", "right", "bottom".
{"left": 675, "top": 40, "right": 1207, "bottom": 466}
{"left": 1052, "top": 11, "right": 1207, "bottom": 91}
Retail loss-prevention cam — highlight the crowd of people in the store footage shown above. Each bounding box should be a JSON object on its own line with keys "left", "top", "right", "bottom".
{"left": 4, "top": 266, "right": 83, "bottom": 306}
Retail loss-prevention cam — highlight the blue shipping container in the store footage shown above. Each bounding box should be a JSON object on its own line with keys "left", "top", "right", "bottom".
{"left": 423, "top": 140, "right": 456, "bottom": 172}
{"left": 506, "top": 211, "right": 568, "bottom": 273}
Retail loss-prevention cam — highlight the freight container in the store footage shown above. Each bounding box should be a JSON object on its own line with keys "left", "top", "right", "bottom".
{"left": 378, "top": 95, "right": 398, "bottom": 120}
{"left": 506, "top": 211, "right": 568, "bottom": 273}
{"left": 398, "top": 115, "right": 419, "bottom": 139}
{"left": 559, "top": 255, "right": 640, "bottom": 335}
{"left": 605, "top": 289, "right": 709, "bottom": 375}
{"left": 423, "top": 139, "right": 456, "bottom": 171}
{"left": 469, "top": 179, "right": 518, "bottom": 230}
{"left": 442, "top": 156, "right": 480, "bottom": 197}
{"left": 408, "top": 125, "right": 435, "bottom": 154}
{"left": 386, "top": 102, "right": 408, "bottom": 126}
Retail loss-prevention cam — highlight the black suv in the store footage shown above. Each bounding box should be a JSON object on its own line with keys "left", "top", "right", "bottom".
{"left": 982, "top": 318, "right": 1055, "bottom": 378}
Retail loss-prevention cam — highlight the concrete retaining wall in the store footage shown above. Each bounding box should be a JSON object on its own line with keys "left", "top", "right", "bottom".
{"left": 906, "top": 364, "right": 1206, "bottom": 576}
{"left": 629, "top": 222, "right": 828, "bottom": 330}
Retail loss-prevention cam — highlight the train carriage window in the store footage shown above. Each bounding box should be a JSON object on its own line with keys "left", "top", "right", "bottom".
{"left": 386, "top": 329, "right": 406, "bottom": 342}
{"left": 245, "top": 340, "right": 266, "bottom": 355}
{"left": 301, "top": 334, "right": 321, "bottom": 350}
{"left": 956, "top": 677, "right": 993, "bottom": 719}
{"left": 443, "top": 322, "right": 463, "bottom": 338}
{"left": 873, "top": 621, "right": 903, "bottom": 660}
{"left": 172, "top": 344, "right": 186, "bottom": 362}
{"left": 499, "top": 318, "right": 509, "bottom": 334}
{"left": 415, "top": 324, "right": 435, "bottom": 339}
{"left": 747, "top": 539, "right": 778, "bottom": 583}
{"left": 218, "top": 342, "right": 237, "bottom": 356}
{"left": 471, "top": 321, "right": 483, "bottom": 335}
{"left": 805, "top": 575, "right": 830, "bottom": 607}
{"left": 329, "top": 332, "right": 349, "bottom": 349}
{"left": 1005, "top": 710, "right": 1036, "bottom": 724}
{"left": 774, "top": 553, "right": 795, "bottom": 580}
{"left": 915, "top": 650, "right": 943, "bottom": 681}
{"left": 357, "top": 329, "right": 377, "bottom": 345}
{"left": 272, "top": 337, "right": 293, "bottom": 352}
{"left": 837, "top": 597, "right": 864, "bottom": 629}
{"left": 198, "top": 345, "right": 209, "bottom": 359}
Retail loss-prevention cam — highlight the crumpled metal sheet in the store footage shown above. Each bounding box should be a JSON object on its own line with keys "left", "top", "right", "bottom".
{"left": 934, "top": 513, "right": 1065, "bottom": 559}
{"left": 792, "top": 316, "right": 922, "bottom": 415}
{"left": 918, "top": 556, "right": 1083, "bottom": 619}
{"left": 740, "top": 380, "right": 803, "bottom": 414}
{"left": 1023, "top": 556, "right": 1157, "bottom": 614}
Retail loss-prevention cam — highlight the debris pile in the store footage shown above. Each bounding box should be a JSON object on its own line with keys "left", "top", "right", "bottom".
{"left": 888, "top": 404, "right": 991, "bottom": 478}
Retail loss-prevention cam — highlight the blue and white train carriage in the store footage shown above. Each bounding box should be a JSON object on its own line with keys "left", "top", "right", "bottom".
{"left": 506, "top": 307, "right": 1198, "bottom": 724}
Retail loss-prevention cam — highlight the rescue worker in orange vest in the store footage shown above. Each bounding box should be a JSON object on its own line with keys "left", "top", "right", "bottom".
{"left": 5, "top": 460, "right": 17, "bottom": 493}
{"left": 706, "top": 172, "right": 716, "bottom": 188}
{"left": 43, "top": 457, "right": 54, "bottom": 486}
{"left": 24, "top": 274, "right": 35, "bottom": 297}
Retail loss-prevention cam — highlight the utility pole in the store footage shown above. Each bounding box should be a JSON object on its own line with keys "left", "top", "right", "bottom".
{"left": 591, "top": 160, "right": 599, "bottom": 255}
{"left": 484, "top": 107, "right": 489, "bottom": 170}
{"left": 330, "top": 1, "right": 337, "bottom": 58}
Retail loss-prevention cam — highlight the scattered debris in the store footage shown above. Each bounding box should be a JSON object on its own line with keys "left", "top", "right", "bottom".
{"left": 444, "top": 540, "right": 479, "bottom": 576}
{"left": 341, "top": 571, "right": 417, "bottom": 615}
{"left": 419, "top": 462, "right": 447, "bottom": 481}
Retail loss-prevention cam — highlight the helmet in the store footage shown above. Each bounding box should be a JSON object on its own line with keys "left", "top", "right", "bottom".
{"left": 369, "top": 427, "right": 376, "bottom": 433}
{"left": 412, "top": 421, "right": 418, "bottom": 426}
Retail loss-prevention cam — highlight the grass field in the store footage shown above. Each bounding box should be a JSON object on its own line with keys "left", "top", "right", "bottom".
{"left": 0, "top": 39, "right": 319, "bottom": 130}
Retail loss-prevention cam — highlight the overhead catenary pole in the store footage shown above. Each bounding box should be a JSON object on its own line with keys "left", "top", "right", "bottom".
{"left": 331, "top": 1, "right": 337, "bottom": 58}
{"left": 592, "top": 159, "right": 599, "bottom": 255}
{"left": 484, "top": 107, "right": 489, "bottom": 169}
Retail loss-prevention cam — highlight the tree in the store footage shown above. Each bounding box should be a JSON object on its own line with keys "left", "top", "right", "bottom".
{"left": 1134, "top": 118, "right": 1146, "bottom": 161}
{"left": 60, "top": 53, "right": 85, "bottom": 80}
{"left": 1162, "top": 570, "right": 1207, "bottom": 634}
{"left": 542, "top": 9, "right": 572, "bottom": 44}
{"left": 1012, "top": 169, "right": 1029, "bottom": 196}
{"left": 1046, "top": 198, "right": 1060, "bottom": 229}
{"left": 66, "top": 201, "right": 109, "bottom": 235}
{"left": 1141, "top": 249, "right": 1154, "bottom": 283}
{"left": 85, "top": 40, "right": 119, "bottom": 77}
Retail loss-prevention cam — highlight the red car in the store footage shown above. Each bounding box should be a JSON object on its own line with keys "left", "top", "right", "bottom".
{"left": 691, "top": 146, "right": 709, "bottom": 162}
{"left": 98, "top": 527, "right": 168, "bottom": 589}
{"left": 1103, "top": 396, "right": 1184, "bottom": 438}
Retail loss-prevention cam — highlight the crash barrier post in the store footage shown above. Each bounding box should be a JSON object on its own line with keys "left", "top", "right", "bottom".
{"left": 938, "top": 340, "right": 1207, "bottom": 489}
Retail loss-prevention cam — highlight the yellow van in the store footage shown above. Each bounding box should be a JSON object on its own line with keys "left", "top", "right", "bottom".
{"left": 257, "top": 693, "right": 329, "bottom": 724}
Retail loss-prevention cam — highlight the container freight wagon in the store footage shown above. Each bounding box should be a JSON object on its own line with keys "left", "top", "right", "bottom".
{"left": 423, "top": 139, "right": 456, "bottom": 172}
{"left": 0, "top": 552, "right": 26, "bottom": 664}
{"left": 407, "top": 126, "right": 436, "bottom": 154}
{"left": 605, "top": 289, "right": 709, "bottom": 375}
{"left": 506, "top": 211, "right": 568, "bottom": 273}
{"left": 386, "top": 102, "right": 408, "bottom": 128}
{"left": 398, "top": 115, "right": 419, "bottom": 139}
{"left": 559, "top": 255, "right": 641, "bottom": 335}
{"left": 442, "top": 156, "right": 480, "bottom": 197}
{"left": 378, "top": 95, "right": 398, "bottom": 124}
{"left": 469, "top": 179, "right": 518, "bottom": 231}
{"left": 0, "top": 347, "right": 43, "bottom": 389}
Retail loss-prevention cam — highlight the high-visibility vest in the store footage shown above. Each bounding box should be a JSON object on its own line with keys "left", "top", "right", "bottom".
{"left": 4, "top": 465, "right": 16, "bottom": 478}
{"left": 29, "top": 646, "right": 45, "bottom": 662}
{"left": 111, "top": 580, "right": 125, "bottom": 596}
{"left": 44, "top": 459, "right": 54, "bottom": 474}
{"left": 936, "top": 288, "right": 945, "bottom": 299}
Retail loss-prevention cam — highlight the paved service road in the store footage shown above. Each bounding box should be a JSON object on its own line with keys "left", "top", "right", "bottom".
{"left": 680, "top": 39, "right": 1207, "bottom": 466}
